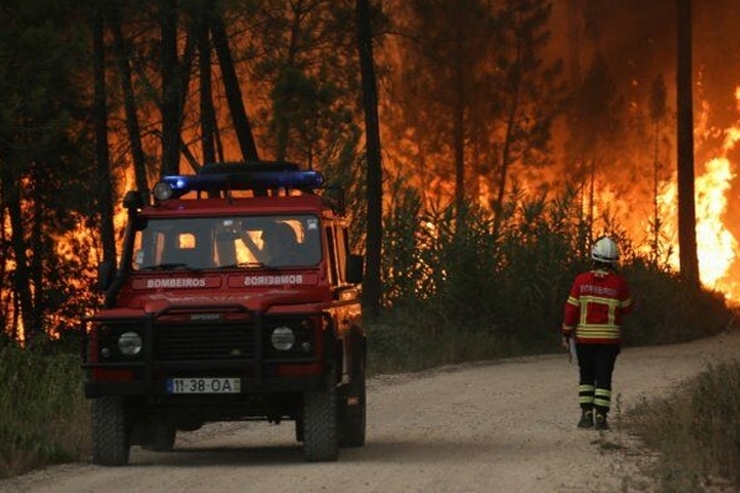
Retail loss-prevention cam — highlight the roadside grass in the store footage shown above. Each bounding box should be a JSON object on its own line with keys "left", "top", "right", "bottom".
{"left": 625, "top": 357, "right": 740, "bottom": 492}
{"left": 0, "top": 343, "right": 89, "bottom": 479}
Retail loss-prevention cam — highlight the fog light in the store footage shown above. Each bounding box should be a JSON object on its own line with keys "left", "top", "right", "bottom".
{"left": 271, "top": 326, "right": 295, "bottom": 351}
{"left": 118, "top": 331, "right": 143, "bottom": 356}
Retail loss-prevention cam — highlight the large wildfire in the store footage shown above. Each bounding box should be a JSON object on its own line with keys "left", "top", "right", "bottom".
{"left": 657, "top": 87, "right": 740, "bottom": 301}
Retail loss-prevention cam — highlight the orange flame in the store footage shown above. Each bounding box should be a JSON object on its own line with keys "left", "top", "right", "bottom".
{"left": 658, "top": 87, "right": 740, "bottom": 301}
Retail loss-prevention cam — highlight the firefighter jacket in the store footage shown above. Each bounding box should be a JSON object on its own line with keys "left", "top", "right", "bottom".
{"left": 562, "top": 268, "right": 633, "bottom": 345}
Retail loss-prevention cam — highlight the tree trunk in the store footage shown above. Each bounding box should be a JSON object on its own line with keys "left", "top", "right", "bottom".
{"left": 93, "top": 1, "right": 117, "bottom": 267}
{"left": 0, "top": 185, "right": 10, "bottom": 338}
{"left": 197, "top": 0, "right": 217, "bottom": 164}
{"left": 110, "top": 1, "right": 149, "bottom": 194}
{"left": 676, "top": 0, "right": 700, "bottom": 287}
{"left": 210, "top": 11, "right": 259, "bottom": 161}
{"left": 356, "top": 0, "right": 383, "bottom": 317}
{"left": 161, "top": 0, "right": 180, "bottom": 175}
{"left": 453, "top": 6, "right": 465, "bottom": 218}
{"left": 30, "top": 190, "right": 44, "bottom": 337}
{"left": 492, "top": 73, "right": 522, "bottom": 238}
{"left": 6, "top": 184, "right": 35, "bottom": 340}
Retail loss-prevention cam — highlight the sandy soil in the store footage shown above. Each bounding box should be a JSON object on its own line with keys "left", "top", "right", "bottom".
{"left": 3, "top": 328, "right": 740, "bottom": 493}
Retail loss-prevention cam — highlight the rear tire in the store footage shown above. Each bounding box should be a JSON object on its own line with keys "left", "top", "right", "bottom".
{"left": 144, "top": 423, "right": 176, "bottom": 452}
{"left": 302, "top": 364, "right": 338, "bottom": 462}
{"left": 339, "top": 345, "right": 366, "bottom": 448}
{"left": 91, "top": 396, "right": 130, "bottom": 466}
{"left": 295, "top": 415, "right": 304, "bottom": 443}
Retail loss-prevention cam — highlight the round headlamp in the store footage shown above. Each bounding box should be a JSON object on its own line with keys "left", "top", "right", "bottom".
{"left": 153, "top": 181, "right": 174, "bottom": 201}
{"left": 271, "top": 326, "right": 295, "bottom": 351}
{"left": 118, "top": 331, "right": 143, "bottom": 356}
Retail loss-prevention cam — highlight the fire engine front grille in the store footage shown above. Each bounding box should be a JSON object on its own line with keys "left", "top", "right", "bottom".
{"left": 153, "top": 322, "right": 255, "bottom": 361}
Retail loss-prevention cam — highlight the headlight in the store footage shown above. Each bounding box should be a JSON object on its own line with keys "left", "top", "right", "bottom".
{"left": 153, "top": 181, "right": 174, "bottom": 200}
{"left": 271, "top": 326, "right": 295, "bottom": 351}
{"left": 118, "top": 331, "right": 143, "bottom": 356}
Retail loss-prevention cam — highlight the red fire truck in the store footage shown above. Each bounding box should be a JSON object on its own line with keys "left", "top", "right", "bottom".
{"left": 83, "top": 161, "right": 366, "bottom": 465}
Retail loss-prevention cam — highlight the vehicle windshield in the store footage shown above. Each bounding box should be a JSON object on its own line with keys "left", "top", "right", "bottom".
{"left": 131, "top": 214, "right": 321, "bottom": 270}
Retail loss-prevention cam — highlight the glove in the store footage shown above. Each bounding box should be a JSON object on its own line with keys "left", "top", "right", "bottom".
{"left": 561, "top": 336, "right": 570, "bottom": 352}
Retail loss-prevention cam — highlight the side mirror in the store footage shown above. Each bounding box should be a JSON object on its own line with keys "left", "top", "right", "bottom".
{"left": 123, "top": 190, "right": 147, "bottom": 210}
{"left": 96, "top": 260, "right": 117, "bottom": 291}
{"left": 346, "top": 254, "right": 364, "bottom": 284}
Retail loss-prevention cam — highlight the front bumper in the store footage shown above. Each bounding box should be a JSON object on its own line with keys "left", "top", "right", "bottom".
{"left": 84, "top": 371, "right": 328, "bottom": 398}
{"left": 82, "top": 307, "right": 335, "bottom": 399}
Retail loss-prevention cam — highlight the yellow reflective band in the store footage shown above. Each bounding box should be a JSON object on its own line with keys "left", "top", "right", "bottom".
{"left": 581, "top": 295, "right": 620, "bottom": 305}
{"left": 577, "top": 333, "right": 620, "bottom": 340}
{"left": 578, "top": 329, "right": 620, "bottom": 337}
{"left": 594, "top": 397, "right": 611, "bottom": 408}
{"left": 581, "top": 295, "right": 621, "bottom": 326}
{"left": 594, "top": 388, "right": 612, "bottom": 398}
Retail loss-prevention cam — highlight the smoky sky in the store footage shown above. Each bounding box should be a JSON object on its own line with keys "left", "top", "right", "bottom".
{"left": 552, "top": 0, "right": 740, "bottom": 137}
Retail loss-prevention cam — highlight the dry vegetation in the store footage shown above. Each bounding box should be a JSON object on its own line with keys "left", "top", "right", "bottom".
{"left": 626, "top": 358, "right": 740, "bottom": 492}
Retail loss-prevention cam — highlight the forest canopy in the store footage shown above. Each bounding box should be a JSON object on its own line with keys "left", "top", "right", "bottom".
{"left": 1, "top": 0, "right": 739, "bottom": 343}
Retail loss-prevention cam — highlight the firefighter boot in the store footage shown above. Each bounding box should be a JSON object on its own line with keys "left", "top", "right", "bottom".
{"left": 594, "top": 411, "right": 609, "bottom": 430}
{"left": 577, "top": 409, "right": 594, "bottom": 429}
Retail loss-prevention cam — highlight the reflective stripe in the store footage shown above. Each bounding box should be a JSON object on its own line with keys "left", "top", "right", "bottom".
{"left": 576, "top": 325, "right": 621, "bottom": 340}
{"left": 594, "top": 388, "right": 611, "bottom": 409}
{"left": 578, "top": 384, "right": 594, "bottom": 405}
{"left": 581, "top": 295, "right": 621, "bottom": 327}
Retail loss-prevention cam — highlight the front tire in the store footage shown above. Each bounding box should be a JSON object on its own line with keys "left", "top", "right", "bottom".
{"left": 91, "top": 396, "right": 130, "bottom": 466}
{"left": 302, "top": 365, "right": 338, "bottom": 462}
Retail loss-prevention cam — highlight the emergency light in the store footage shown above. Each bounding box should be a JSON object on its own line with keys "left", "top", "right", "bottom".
{"left": 152, "top": 162, "right": 325, "bottom": 200}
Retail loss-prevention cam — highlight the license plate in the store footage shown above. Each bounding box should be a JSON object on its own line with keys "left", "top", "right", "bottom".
{"left": 166, "top": 377, "right": 241, "bottom": 394}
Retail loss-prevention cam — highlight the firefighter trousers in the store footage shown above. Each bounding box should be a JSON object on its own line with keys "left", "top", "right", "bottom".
{"left": 575, "top": 343, "right": 620, "bottom": 415}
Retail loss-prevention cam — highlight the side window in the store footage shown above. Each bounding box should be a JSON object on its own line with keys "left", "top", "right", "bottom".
{"left": 134, "top": 230, "right": 166, "bottom": 269}
{"left": 166, "top": 227, "right": 212, "bottom": 268}
{"left": 177, "top": 232, "right": 196, "bottom": 249}
{"left": 325, "top": 226, "right": 337, "bottom": 285}
{"left": 335, "top": 226, "right": 349, "bottom": 284}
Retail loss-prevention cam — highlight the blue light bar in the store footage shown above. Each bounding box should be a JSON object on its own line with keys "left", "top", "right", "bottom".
{"left": 158, "top": 168, "right": 325, "bottom": 198}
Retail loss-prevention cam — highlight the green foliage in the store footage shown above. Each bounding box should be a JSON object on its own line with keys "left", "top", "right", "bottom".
{"left": 370, "top": 186, "right": 733, "bottom": 372}
{"left": 628, "top": 359, "right": 740, "bottom": 491}
{"left": 0, "top": 343, "right": 89, "bottom": 478}
{"left": 622, "top": 260, "right": 732, "bottom": 347}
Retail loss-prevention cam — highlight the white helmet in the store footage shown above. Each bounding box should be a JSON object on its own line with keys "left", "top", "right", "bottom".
{"left": 591, "top": 237, "right": 619, "bottom": 263}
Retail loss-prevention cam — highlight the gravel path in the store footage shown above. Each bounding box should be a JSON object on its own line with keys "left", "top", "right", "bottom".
{"left": 2, "top": 328, "right": 739, "bottom": 493}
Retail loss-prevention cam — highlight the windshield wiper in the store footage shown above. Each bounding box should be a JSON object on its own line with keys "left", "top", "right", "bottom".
{"left": 139, "top": 263, "right": 196, "bottom": 271}
{"left": 216, "top": 261, "right": 264, "bottom": 269}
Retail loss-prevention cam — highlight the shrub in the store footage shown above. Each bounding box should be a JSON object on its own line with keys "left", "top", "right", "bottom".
{"left": 0, "top": 343, "right": 89, "bottom": 478}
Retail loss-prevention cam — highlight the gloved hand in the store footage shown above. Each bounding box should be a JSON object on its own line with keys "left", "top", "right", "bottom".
{"left": 561, "top": 335, "right": 570, "bottom": 351}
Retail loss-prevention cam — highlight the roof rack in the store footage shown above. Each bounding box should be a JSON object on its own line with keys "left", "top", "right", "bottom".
{"left": 153, "top": 161, "right": 325, "bottom": 200}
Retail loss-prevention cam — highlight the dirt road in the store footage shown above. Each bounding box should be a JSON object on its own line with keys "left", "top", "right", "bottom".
{"left": 3, "top": 328, "right": 740, "bottom": 493}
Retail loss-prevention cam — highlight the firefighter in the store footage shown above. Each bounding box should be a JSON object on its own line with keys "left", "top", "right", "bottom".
{"left": 261, "top": 222, "right": 301, "bottom": 266}
{"left": 562, "top": 237, "right": 633, "bottom": 430}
